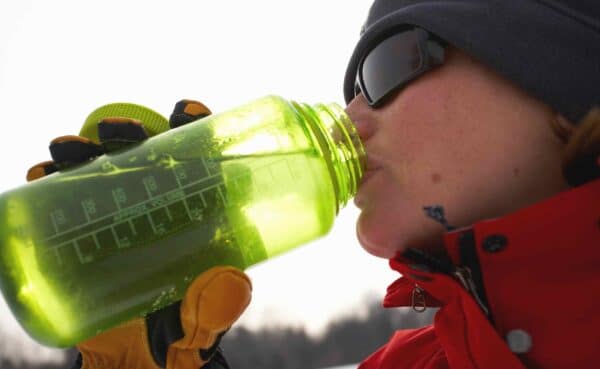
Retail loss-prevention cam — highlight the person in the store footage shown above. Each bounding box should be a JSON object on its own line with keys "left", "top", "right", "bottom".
{"left": 341, "top": 0, "right": 599, "bottom": 368}
{"left": 29, "top": 0, "right": 600, "bottom": 368}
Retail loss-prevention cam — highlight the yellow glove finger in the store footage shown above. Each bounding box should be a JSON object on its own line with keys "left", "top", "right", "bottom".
{"left": 169, "top": 99, "right": 211, "bottom": 128}
{"left": 25, "top": 134, "right": 103, "bottom": 181}
{"left": 26, "top": 160, "right": 58, "bottom": 182}
{"left": 26, "top": 102, "right": 168, "bottom": 182}
{"left": 77, "top": 318, "right": 161, "bottom": 369}
{"left": 80, "top": 102, "right": 170, "bottom": 144}
{"left": 75, "top": 267, "right": 251, "bottom": 369}
{"left": 166, "top": 266, "right": 252, "bottom": 369}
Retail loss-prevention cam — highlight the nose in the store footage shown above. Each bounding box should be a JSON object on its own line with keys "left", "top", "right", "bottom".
{"left": 345, "top": 94, "right": 376, "bottom": 142}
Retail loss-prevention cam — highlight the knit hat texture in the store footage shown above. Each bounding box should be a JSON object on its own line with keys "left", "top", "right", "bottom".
{"left": 344, "top": 0, "right": 600, "bottom": 123}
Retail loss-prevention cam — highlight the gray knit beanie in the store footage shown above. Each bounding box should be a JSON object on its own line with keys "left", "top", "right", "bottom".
{"left": 344, "top": 0, "right": 600, "bottom": 123}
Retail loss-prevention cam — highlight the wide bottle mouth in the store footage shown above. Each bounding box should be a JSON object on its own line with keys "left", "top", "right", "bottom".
{"left": 292, "top": 101, "right": 366, "bottom": 212}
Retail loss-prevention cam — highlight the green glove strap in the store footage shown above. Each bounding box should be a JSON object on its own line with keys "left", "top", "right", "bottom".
{"left": 80, "top": 103, "right": 170, "bottom": 143}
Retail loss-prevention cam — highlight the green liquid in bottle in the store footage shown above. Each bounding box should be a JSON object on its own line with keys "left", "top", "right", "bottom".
{"left": 0, "top": 96, "right": 364, "bottom": 347}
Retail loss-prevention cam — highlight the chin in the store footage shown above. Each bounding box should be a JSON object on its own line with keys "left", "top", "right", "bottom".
{"left": 355, "top": 215, "right": 402, "bottom": 259}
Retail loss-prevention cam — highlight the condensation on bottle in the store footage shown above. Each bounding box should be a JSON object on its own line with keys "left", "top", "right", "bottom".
{"left": 0, "top": 95, "right": 365, "bottom": 347}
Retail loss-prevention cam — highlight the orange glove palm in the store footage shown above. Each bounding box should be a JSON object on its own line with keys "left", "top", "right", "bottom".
{"left": 77, "top": 266, "right": 250, "bottom": 369}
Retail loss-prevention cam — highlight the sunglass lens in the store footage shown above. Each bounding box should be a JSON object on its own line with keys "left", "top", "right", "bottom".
{"left": 359, "top": 30, "right": 423, "bottom": 105}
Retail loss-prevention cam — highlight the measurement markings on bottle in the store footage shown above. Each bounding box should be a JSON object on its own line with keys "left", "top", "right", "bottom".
{"left": 112, "top": 188, "right": 127, "bottom": 211}
{"left": 81, "top": 198, "right": 97, "bottom": 223}
{"left": 73, "top": 239, "right": 94, "bottom": 264}
{"left": 43, "top": 173, "right": 222, "bottom": 263}
{"left": 45, "top": 169, "right": 218, "bottom": 241}
{"left": 49, "top": 157, "right": 290, "bottom": 243}
{"left": 42, "top": 156, "right": 293, "bottom": 266}
{"left": 172, "top": 166, "right": 193, "bottom": 221}
{"left": 49, "top": 209, "right": 67, "bottom": 234}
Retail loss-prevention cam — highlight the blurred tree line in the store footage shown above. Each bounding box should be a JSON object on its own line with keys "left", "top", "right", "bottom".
{"left": 221, "top": 301, "right": 435, "bottom": 369}
{"left": 0, "top": 301, "right": 435, "bottom": 369}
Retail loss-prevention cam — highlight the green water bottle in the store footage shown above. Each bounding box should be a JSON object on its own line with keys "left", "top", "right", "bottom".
{"left": 0, "top": 95, "right": 365, "bottom": 347}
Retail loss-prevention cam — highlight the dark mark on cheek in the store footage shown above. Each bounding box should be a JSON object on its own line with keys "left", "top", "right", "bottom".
{"left": 432, "top": 173, "right": 442, "bottom": 183}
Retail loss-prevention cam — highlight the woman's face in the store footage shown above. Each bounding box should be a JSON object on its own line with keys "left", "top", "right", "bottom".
{"left": 345, "top": 47, "right": 569, "bottom": 259}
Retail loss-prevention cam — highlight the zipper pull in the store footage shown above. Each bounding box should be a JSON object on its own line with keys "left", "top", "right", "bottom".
{"left": 411, "top": 285, "right": 427, "bottom": 313}
{"left": 402, "top": 247, "right": 491, "bottom": 318}
{"left": 453, "top": 266, "right": 490, "bottom": 316}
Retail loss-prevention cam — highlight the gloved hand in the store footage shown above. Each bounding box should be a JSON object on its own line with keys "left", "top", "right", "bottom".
{"left": 27, "top": 100, "right": 253, "bottom": 369}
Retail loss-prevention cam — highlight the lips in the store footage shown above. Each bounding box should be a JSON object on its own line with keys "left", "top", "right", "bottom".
{"left": 353, "top": 119, "right": 377, "bottom": 142}
{"left": 354, "top": 156, "right": 382, "bottom": 208}
{"left": 360, "top": 159, "right": 381, "bottom": 186}
{"left": 364, "top": 153, "right": 383, "bottom": 176}
{"left": 344, "top": 105, "right": 380, "bottom": 204}
{"left": 347, "top": 118, "right": 380, "bottom": 185}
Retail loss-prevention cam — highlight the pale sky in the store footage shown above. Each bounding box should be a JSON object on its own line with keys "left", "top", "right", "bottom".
{"left": 0, "top": 0, "right": 399, "bottom": 362}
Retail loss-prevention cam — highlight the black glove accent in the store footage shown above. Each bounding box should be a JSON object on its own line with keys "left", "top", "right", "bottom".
{"left": 169, "top": 100, "right": 211, "bottom": 129}
{"left": 26, "top": 160, "right": 59, "bottom": 182}
{"left": 202, "top": 348, "right": 231, "bottom": 369}
{"left": 199, "top": 330, "right": 228, "bottom": 361}
{"left": 98, "top": 118, "right": 149, "bottom": 152}
{"left": 49, "top": 136, "right": 103, "bottom": 168}
{"left": 146, "top": 301, "right": 185, "bottom": 368}
{"left": 69, "top": 352, "right": 83, "bottom": 369}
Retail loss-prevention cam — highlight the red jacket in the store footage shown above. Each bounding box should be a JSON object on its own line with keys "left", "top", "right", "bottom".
{"left": 359, "top": 178, "right": 600, "bottom": 369}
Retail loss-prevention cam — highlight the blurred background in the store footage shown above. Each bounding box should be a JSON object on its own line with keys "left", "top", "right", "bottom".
{"left": 0, "top": 1, "right": 433, "bottom": 368}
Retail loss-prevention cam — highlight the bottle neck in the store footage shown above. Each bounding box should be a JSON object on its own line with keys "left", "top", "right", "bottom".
{"left": 292, "top": 101, "right": 366, "bottom": 213}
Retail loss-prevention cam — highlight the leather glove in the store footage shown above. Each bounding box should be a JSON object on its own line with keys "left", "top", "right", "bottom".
{"left": 27, "top": 100, "right": 253, "bottom": 369}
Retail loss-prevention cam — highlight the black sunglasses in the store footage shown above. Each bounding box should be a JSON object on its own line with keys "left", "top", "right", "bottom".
{"left": 354, "top": 27, "right": 446, "bottom": 107}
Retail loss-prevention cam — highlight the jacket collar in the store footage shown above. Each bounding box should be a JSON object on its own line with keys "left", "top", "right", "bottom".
{"left": 384, "top": 178, "right": 600, "bottom": 367}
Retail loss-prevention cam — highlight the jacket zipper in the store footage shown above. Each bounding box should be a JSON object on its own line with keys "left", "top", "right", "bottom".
{"left": 403, "top": 247, "right": 491, "bottom": 318}
{"left": 453, "top": 266, "right": 490, "bottom": 316}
